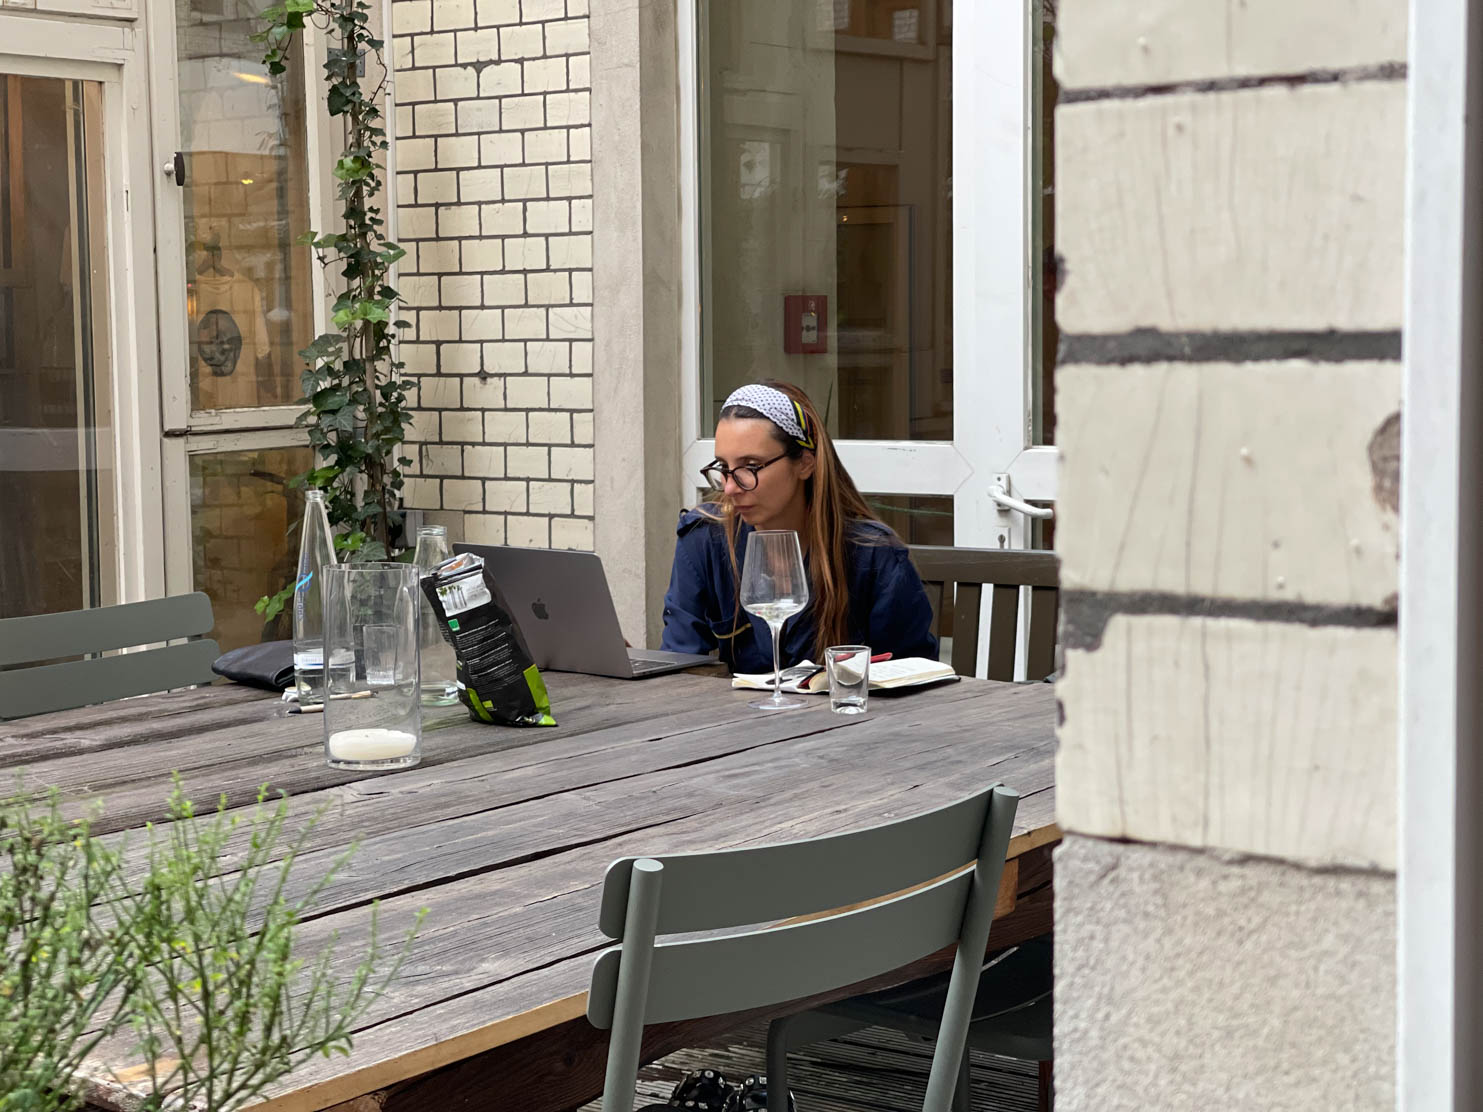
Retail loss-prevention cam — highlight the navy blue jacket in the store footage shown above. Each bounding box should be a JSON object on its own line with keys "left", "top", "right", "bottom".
{"left": 659, "top": 506, "right": 939, "bottom": 673}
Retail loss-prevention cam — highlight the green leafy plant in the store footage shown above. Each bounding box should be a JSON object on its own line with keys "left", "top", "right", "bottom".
{"left": 0, "top": 779, "right": 422, "bottom": 1112}
{"left": 0, "top": 788, "right": 135, "bottom": 1112}
{"left": 120, "top": 782, "right": 422, "bottom": 1111}
{"left": 254, "top": 0, "right": 414, "bottom": 622}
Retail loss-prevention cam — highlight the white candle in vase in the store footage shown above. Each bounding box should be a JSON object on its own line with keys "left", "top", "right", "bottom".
{"left": 327, "top": 728, "right": 419, "bottom": 761}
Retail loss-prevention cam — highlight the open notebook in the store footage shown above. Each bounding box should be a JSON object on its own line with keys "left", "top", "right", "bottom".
{"left": 731, "top": 656, "right": 958, "bottom": 695}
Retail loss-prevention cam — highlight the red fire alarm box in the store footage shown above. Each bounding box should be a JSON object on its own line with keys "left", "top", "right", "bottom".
{"left": 783, "top": 294, "right": 828, "bottom": 354}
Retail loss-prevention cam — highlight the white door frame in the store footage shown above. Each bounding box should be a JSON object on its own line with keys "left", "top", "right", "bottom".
{"left": 676, "top": 1, "right": 1056, "bottom": 548}
{"left": 0, "top": 12, "right": 165, "bottom": 605}
{"left": 145, "top": 7, "right": 346, "bottom": 595}
{"left": 1398, "top": 0, "right": 1483, "bottom": 1105}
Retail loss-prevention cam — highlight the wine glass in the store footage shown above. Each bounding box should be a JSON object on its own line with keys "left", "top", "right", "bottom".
{"left": 740, "top": 530, "right": 810, "bottom": 711}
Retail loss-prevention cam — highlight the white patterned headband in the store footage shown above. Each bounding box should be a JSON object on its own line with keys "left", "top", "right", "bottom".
{"left": 721, "top": 384, "right": 817, "bottom": 450}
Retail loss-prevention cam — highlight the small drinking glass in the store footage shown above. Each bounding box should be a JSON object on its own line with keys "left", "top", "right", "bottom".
{"left": 362, "top": 624, "right": 399, "bottom": 687}
{"left": 740, "top": 530, "right": 810, "bottom": 711}
{"left": 322, "top": 562, "right": 422, "bottom": 771}
{"left": 826, "top": 646, "right": 870, "bottom": 715}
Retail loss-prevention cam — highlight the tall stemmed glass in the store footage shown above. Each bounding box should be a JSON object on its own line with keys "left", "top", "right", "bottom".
{"left": 740, "top": 529, "right": 810, "bottom": 711}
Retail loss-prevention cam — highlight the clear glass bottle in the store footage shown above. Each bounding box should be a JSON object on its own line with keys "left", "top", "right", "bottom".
{"left": 412, "top": 524, "right": 458, "bottom": 705}
{"left": 292, "top": 489, "right": 338, "bottom": 705}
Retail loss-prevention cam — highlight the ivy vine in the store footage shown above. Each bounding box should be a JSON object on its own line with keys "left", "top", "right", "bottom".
{"left": 255, "top": 0, "right": 414, "bottom": 621}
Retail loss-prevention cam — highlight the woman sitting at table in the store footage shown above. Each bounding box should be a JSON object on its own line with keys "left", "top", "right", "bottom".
{"left": 661, "top": 380, "right": 938, "bottom": 674}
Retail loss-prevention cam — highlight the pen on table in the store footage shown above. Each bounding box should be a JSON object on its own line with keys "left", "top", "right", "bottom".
{"left": 870, "top": 653, "right": 893, "bottom": 663}
{"left": 285, "top": 691, "right": 375, "bottom": 715}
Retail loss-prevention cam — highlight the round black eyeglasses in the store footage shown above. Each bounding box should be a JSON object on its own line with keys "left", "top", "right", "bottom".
{"left": 700, "top": 453, "right": 789, "bottom": 492}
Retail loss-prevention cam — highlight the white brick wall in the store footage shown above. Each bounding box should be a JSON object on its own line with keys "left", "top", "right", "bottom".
{"left": 1051, "top": 1, "right": 1406, "bottom": 1102}
{"left": 394, "top": 0, "right": 594, "bottom": 552}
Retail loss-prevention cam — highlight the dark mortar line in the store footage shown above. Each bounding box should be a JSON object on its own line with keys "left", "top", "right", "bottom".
{"left": 1059, "top": 61, "right": 1407, "bottom": 104}
{"left": 1062, "top": 590, "right": 1397, "bottom": 652}
{"left": 1062, "top": 832, "right": 1397, "bottom": 878}
{"left": 1057, "top": 328, "right": 1403, "bottom": 366}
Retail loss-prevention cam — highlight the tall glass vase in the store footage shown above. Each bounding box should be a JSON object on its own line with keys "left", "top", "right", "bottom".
{"left": 412, "top": 525, "right": 458, "bottom": 705}
{"left": 322, "top": 562, "right": 422, "bottom": 771}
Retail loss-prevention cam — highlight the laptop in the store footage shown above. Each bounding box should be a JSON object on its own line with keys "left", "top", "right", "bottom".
{"left": 452, "top": 543, "right": 715, "bottom": 679}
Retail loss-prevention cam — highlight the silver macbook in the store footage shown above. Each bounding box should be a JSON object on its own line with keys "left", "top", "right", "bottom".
{"left": 452, "top": 543, "right": 714, "bottom": 679}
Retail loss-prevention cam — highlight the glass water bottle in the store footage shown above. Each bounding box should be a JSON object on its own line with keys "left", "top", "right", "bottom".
{"left": 292, "top": 489, "right": 338, "bottom": 705}
{"left": 412, "top": 524, "right": 458, "bottom": 705}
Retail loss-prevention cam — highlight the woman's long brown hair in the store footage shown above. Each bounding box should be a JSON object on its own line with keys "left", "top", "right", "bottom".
{"left": 706, "top": 380, "right": 893, "bottom": 660}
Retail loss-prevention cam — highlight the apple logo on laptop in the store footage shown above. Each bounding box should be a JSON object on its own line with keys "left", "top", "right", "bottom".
{"left": 531, "top": 598, "right": 550, "bottom": 621}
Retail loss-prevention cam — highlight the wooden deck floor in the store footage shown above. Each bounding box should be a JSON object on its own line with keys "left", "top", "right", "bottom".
{"left": 580, "top": 1020, "right": 1042, "bottom": 1111}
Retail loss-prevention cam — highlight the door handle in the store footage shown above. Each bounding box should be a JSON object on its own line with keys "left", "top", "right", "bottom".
{"left": 989, "top": 477, "right": 1054, "bottom": 520}
{"left": 162, "top": 152, "right": 186, "bottom": 186}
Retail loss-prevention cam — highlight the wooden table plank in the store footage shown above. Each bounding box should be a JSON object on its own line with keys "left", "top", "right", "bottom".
{"left": 233, "top": 686, "right": 1057, "bottom": 921}
{"left": 6, "top": 673, "right": 748, "bottom": 827}
{"left": 0, "top": 675, "right": 1061, "bottom": 1112}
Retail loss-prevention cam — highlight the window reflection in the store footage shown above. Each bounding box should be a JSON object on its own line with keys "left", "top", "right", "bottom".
{"left": 702, "top": 1, "right": 953, "bottom": 440}
{"left": 190, "top": 445, "right": 311, "bottom": 651}
{"left": 177, "top": 0, "right": 313, "bottom": 412}
{"left": 0, "top": 75, "right": 114, "bottom": 619}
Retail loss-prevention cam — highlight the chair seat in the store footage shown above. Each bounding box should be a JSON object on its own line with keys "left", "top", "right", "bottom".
{"left": 818, "top": 935, "right": 1054, "bottom": 1061}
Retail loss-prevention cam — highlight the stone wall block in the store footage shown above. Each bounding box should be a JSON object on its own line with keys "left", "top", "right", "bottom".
{"left": 1054, "top": 835, "right": 1394, "bottom": 1111}
{"left": 1056, "top": 615, "right": 1398, "bottom": 868}
{"left": 1057, "top": 81, "right": 1405, "bottom": 333}
{"left": 1056, "top": 361, "right": 1400, "bottom": 605}
{"left": 1055, "top": 0, "right": 1407, "bottom": 89}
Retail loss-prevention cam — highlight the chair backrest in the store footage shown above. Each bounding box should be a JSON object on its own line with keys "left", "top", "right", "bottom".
{"left": 910, "top": 547, "right": 1060, "bottom": 681}
{"left": 0, "top": 594, "right": 218, "bottom": 719}
{"left": 588, "top": 785, "right": 1020, "bottom": 1112}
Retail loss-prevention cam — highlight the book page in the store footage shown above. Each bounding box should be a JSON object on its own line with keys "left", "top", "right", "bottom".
{"left": 869, "top": 657, "right": 957, "bottom": 687}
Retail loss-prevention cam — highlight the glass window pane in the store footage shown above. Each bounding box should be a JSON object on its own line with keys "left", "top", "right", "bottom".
{"left": 177, "top": 1, "right": 314, "bottom": 412}
{"left": 0, "top": 75, "right": 114, "bottom": 619}
{"left": 824, "top": 0, "right": 927, "bottom": 45}
{"left": 701, "top": 1, "right": 952, "bottom": 440}
{"left": 869, "top": 493, "right": 952, "bottom": 659}
{"left": 867, "top": 493, "right": 952, "bottom": 548}
{"left": 190, "top": 445, "right": 312, "bottom": 652}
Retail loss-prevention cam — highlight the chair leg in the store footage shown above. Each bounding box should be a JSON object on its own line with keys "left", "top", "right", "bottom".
{"left": 1037, "top": 1060, "right": 1053, "bottom": 1112}
{"left": 951, "top": 1049, "right": 973, "bottom": 1112}
{"left": 765, "top": 1018, "right": 794, "bottom": 1112}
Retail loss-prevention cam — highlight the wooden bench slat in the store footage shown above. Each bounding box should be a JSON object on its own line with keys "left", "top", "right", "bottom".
{"left": 951, "top": 582, "right": 983, "bottom": 678}
{"left": 987, "top": 584, "right": 1021, "bottom": 683}
{"left": 1026, "top": 584, "right": 1059, "bottom": 682}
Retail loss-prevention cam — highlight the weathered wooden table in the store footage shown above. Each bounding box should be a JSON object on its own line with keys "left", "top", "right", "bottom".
{"left": 2, "top": 670, "right": 1059, "bottom": 1112}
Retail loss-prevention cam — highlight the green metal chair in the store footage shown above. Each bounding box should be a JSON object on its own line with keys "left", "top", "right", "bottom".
{"left": 587, "top": 784, "right": 1021, "bottom": 1112}
{"left": 0, "top": 593, "right": 219, "bottom": 719}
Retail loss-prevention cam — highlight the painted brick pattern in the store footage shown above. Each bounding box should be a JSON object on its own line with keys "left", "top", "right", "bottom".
{"left": 391, "top": 0, "right": 594, "bottom": 551}
{"left": 1051, "top": 2, "right": 1405, "bottom": 1103}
